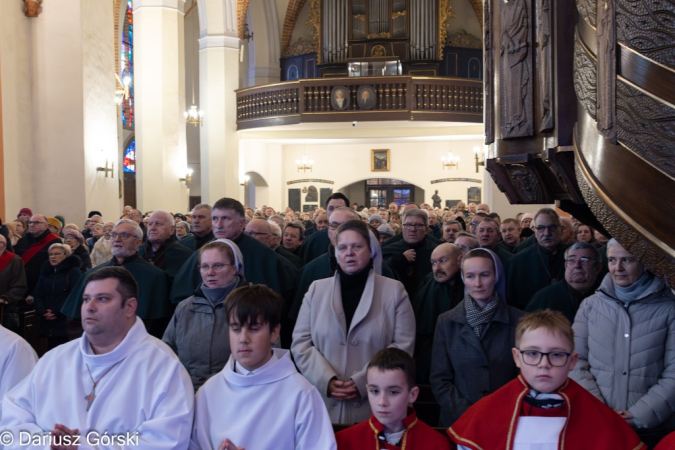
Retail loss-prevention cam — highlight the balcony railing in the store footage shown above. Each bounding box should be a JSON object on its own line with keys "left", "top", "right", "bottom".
{"left": 235, "top": 76, "right": 483, "bottom": 130}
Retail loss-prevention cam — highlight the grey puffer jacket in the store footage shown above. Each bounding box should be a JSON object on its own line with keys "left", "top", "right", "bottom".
{"left": 570, "top": 273, "right": 675, "bottom": 429}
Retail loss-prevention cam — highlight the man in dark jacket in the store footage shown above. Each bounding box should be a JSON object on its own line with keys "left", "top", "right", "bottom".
{"left": 299, "top": 193, "right": 349, "bottom": 265}
{"left": 178, "top": 203, "right": 213, "bottom": 251}
{"left": 0, "top": 234, "right": 27, "bottom": 331}
{"left": 139, "top": 209, "right": 193, "bottom": 280}
{"left": 526, "top": 242, "right": 602, "bottom": 322}
{"left": 14, "top": 214, "right": 62, "bottom": 299}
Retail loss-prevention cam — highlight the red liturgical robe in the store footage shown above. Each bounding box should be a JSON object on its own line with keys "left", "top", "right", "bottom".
{"left": 448, "top": 375, "right": 645, "bottom": 450}
{"left": 336, "top": 409, "right": 450, "bottom": 450}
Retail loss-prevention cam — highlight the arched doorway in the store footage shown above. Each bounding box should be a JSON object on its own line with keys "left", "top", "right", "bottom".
{"left": 339, "top": 178, "right": 425, "bottom": 209}
{"left": 244, "top": 171, "right": 269, "bottom": 208}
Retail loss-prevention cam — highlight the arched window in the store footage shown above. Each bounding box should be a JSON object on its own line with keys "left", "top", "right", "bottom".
{"left": 123, "top": 140, "right": 136, "bottom": 173}
{"left": 121, "top": 0, "right": 134, "bottom": 127}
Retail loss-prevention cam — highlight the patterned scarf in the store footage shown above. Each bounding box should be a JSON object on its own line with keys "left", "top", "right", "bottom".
{"left": 464, "top": 292, "right": 500, "bottom": 339}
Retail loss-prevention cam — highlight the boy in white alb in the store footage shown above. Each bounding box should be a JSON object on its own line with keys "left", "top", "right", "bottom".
{"left": 190, "top": 284, "right": 336, "bottom": 450}
{"left": 1, "top": 267, "right": 194, "bottom": 450}
{"left": 448, "top": 310, "right": 644, "bottom": 450}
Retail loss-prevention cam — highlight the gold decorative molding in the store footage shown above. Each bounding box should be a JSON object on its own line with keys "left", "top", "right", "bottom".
{"left": 391, "top": 10, "right": 406, "bottom": 19}
{"left": 354, "top": 14, "right": 366, "bottom": 20}
{"left": 23, "top": 0, "right": 43, "bottom": 17}
{"left": 447, "top": 29, "right": 482, "bottom": 49}
{"left": 367, "top": 32, "right": 391, "bottom": 39}
{"left": 438, "top": 0, "right": 457, "bottom": 59}
{"left": 282, "top": 37, "right": 316, "bottom": 58}
{"left": 468, "top": 0, "right": 483, "bottom": 31}
{"left": 237, "top": 0, "right": 251, "bottom": 40}
{"left": 306, "top": 0, "right": 321, "bottom": 64}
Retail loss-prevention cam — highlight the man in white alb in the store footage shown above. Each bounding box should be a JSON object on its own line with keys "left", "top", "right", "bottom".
{"left": 1, "top": 266, "right": 194, "bottom": 449}
{"left": 0, "top": 325, "right": 37, "bottom": 403}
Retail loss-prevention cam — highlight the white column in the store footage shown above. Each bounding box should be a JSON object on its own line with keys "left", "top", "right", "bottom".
{"left": 133, "top": 0, "right": 189, "bottom": 212}
{"left": 198, "top": 34, "right": 240, "bottom": 203}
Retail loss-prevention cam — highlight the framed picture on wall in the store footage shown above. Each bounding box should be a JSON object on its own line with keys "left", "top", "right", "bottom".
{"left": 357, "top": 85, "right": 376, "bottom": 110}
{"left": 331, "top": 86, "right": 350, "bottom": 111}
{"left": 371, "top": 149, "right": 390, "bottom": 172}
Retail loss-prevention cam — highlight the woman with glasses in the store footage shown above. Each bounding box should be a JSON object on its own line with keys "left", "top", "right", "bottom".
{"left": 571, "top": 239, "right": 675, "bottom": 448}
{"left": 292, "top": 219, "right": 415, "bottom": 425}
{"left": 62, "top": 229, "right": 92, "bottom": 272}
{"left": 32, "top": 243, "right": 82, "bottom": 351}
{"left": 430, "top": 248, "right": 523, "bottom": 427}
{"left": 162, "top": 239, "right": 247, "bottom": 391}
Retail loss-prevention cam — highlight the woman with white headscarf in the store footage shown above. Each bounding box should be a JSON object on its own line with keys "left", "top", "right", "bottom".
{"left": 430, "top": 248, "right": 523, "bottom": 427}
{"left": 162, "top": 239, "right": 247, "bottom": 391}
{"left": 292, "top": 219, "right": 415, "bottom": 425}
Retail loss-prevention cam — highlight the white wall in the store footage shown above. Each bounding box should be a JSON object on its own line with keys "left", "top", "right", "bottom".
{"left": 447, "top": 0, "right": 482, "bottom": 40}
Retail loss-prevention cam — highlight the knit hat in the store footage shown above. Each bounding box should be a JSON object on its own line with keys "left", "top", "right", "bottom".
{"left": 63, "top": 229, "right": 85, "bottom": 244}
{"left": 18, "top": 208, "right": 32, "bottom": 218}
{"left": 377, "top": 223, "right": 395, "bottom": 237}
{"left": 368, "top": 214, "right": 384, "bottom": 225}
{"left": 47, "top": 217, "right": 62, "bottom": 230}
{"left": 54, "top": 215, "right": 66, "bottom": 227}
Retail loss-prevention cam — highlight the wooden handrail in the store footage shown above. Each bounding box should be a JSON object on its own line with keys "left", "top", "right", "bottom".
{"left": 235, "top": 76, "right": 483, "bottom": 130}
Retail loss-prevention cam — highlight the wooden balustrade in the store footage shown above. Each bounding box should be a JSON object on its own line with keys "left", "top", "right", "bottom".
{"left": 235, "top": 76, "right": 483, "bottom": 130}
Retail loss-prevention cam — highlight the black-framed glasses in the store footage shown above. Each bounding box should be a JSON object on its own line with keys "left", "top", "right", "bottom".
{"left": 565, "top": 257, "right": 597, "bottom": 266}
{"left": 534, "top": 225, "right": 560, "bottom": 233}
{"left": 518, "top": 350, "right": 571, "bottom": 367}
{"left": 111, "top": 232, "right": 135, "bottom": 240}
{"left": 403, "top": 223, "right": 425, "bottom": 229}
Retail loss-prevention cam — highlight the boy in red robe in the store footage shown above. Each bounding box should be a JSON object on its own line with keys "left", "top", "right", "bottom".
{"left": 336, "top": 348, "right": 450, "bottom": 450}
{"left": 448, "top": 310, "right": 645, "bottom": 450}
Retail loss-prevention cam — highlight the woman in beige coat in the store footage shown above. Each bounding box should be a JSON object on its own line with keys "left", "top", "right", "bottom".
{"left": 291, "top": 219, "right": 415, "bottom": 425}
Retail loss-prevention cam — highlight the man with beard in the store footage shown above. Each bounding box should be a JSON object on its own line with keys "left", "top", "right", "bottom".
{"left": 139, "top": 210, "right": 193, "bottom": 280}
{"left": 413, "top": 243, "right": 464, "bottom": 383}
{"left": 506, "top": 208, "right": 569, "bottom": 309}
{"left": 477, "top": 218, "right": 513, "bottom": 268}
{"left": 382, "top": 208, "right": 437, "bottom": 300}
{"left": 178, "top": 204, "right": 214, "bottom": 251}
{"left": 499, "top": 218, "right": 521, "bottom": 253}
{"left": 61, "top": 219, "right": 171, "bottom": 337}
{"left": 443, "top": 220, "right": 462, "bottom": 243}
{"left": 525, "top": 242, "right": 602, "bottom": 322}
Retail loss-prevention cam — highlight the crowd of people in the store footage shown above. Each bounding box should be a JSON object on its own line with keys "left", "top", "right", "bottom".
{"left": 0, "top": 195, "right": 673, "bottom": 449}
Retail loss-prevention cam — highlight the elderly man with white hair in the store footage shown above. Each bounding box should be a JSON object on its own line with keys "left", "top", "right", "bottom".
{"left": 61, "top": 219, "right": 172, "bottom": 338}
{"left": 139, "top": 209, "right": 194, "bottom": 280}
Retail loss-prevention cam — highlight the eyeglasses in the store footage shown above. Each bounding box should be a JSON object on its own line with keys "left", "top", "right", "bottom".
{"left": 534, "top": 225, "right": 560, "bottom": 233}
{"left": 199, "top": 263, "right": 234, "bottom": 272}
{"left": 518, "top": 350, "right": 571, "bottom": 367}
{"left": 111, "top": 232, "right": 136, "bottom": 240}
{"left": 245, "top": 231, "right": 269, "bottom": 238}
{"left": 48, "top": 252, "right": 65, "bottom": 257}
{"left": 470, "top": 222, "right": 479, "bottom": 227}
{"left": 28, "top": 221, "right": 47, "bottom": 225}
{"left": 403, "top": 223, "right": 425, "bottom": 229}
{"left": 128, "top": 213, "right": 141, "bottom": 218}
{"left": 328, "top": 222, "right": 343, "bottom": 230}
{"left": 458, "top": 244, "right": 477, "bottom": 252}
{"left": 565, "top": 257, "right": 597, "bottom": 266}
{"left": 63, "top": 235, "right": 76, "bottom": 240}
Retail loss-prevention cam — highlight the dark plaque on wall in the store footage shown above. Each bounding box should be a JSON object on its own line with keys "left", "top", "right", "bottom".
{"left": 303, "top": 204, "right": 317, "bottom": 212}
{"left": 499, "top": 0, "right": 534, "bottom": 139}
{"left": 288, "top": 189, "right": 301, "bottom": 213}
{"left": 468, "top": 187, "right": 482, "bottom": 204}
{"left": 305, "top": 185, "right": 318, "bottom": 202}
{"left": 320, "top": 188, "right": 333, "bottom": 207}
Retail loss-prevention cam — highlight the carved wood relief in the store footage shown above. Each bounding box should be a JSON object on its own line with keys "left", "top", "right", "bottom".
{"left": 499, "top": 0, "right": 534, "bottom": 139}
{"left": 575, "top": 0, "right": 597, "bottom": 27}
{"left": 484, "top": 0, "right": 495, "bottom": 144}
{"left": 596, "top": 0, "right": 616, "bottom": 142}
{"left": 537, "top": 0, "right": 554, "bottom": 131}
{"left": 616, "top": 80, "right": 675, "bottom": 178}
{"left": 573, "top": 36, "right": 597, "bottom": 120}
{"left": 575, "top": 164, "right": 675, "bottom": 289}
{"left": 507, "top": 164, "right": 546, "bottom": 203}
{"left": 616, "top": 0, "right": 675, "bottom": 68}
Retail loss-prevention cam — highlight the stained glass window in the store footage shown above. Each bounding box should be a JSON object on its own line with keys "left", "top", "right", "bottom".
{"left": 123, "top": 141, "right": 136, "bottom": 173}
{"left": 121, "top": 0, "right": 134, "bottom": 127}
